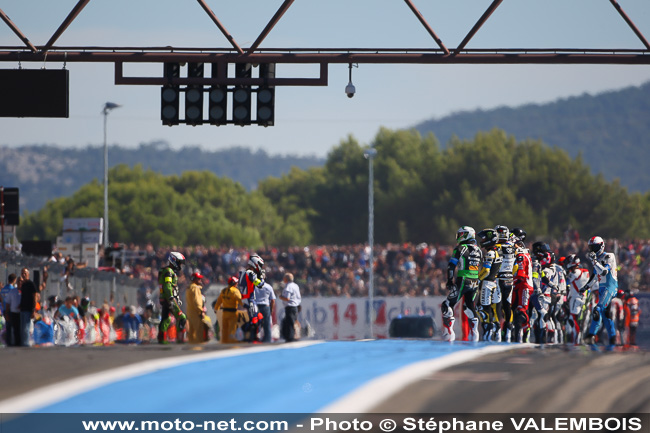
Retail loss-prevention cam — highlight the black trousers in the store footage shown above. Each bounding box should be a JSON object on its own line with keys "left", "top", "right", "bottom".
{"left": 9, "top": 312, "right": 21, "bottom": 346}
{"left": 283, "top": 306, "right": 299, "bottom": 342}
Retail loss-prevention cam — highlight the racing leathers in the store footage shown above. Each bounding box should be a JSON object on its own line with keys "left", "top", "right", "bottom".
{"left": 158, "top": 266, "right": 187, "bottom": 343}
{"left": 512, "top": 247, "right": 533, "bottom": 343}
{"left": 586, "top": 251, "right": 619, "bottom": 348}
{"left": 478, "top": 247, "right": 502, "bottom": 341}
{"left": 565, "top": 266, "right": 591, "bottom": 345}
{"left": 544, "top": 263, "right": 567, "bottom": 344}
{"left": 238, "top": 269, "right": 265, "bottom": 341}
{"left": 529, "top": 256, "right": 549, "bottom": 344}
{"left": 441, "top": 241, "right": 482, "bottom": 342}
{"left": 495, "top": 240, "right": 517, "bottom": 342}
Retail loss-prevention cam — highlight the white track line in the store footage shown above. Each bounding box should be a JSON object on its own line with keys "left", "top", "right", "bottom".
{"left": 320, "top": 343, "right": 535, "bottom": 413}
{"left": 0, "top": 340, "right": 322, "bottom": 413}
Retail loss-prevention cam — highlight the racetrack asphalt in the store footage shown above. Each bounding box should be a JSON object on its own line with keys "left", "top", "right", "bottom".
{"left": 1, "top": 341, "right": 648, "bottom": 413}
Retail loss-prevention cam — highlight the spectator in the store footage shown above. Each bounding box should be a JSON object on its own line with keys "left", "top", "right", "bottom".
{"left": 255, "top": 280, "right": 276, "bottom": 343}
{"left": 55, "top": 296, "right": 80, "bottom": 321}
{"left": 18, "top": 268, "right": 38, "bottom": 347}
{"left": 280, "top": 273, "right": 301, "bottom": 342}
{"left": 4, "top": 274, "right": 21, "bottom": 346}
{"left": 122, "top": 306, "right": 142, "bottom": 344}
{"left": 1, "top": 273, "right": 17, "bottom": 345}
{"left": 186, "top": 272, "right": 207, "bottom": 344}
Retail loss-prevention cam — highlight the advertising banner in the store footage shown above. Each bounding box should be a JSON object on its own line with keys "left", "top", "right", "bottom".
{"left": 62, "top": 218, "right": 103, "bottom": 232}
{"left": 275, "top": 296, "right": 447, "bottom": 340}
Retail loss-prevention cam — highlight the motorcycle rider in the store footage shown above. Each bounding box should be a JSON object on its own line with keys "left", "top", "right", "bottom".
{"left": 476, "top": 228, "right": 502, "bottom": 341}
{"left": 494, "top": 225, "right": 516, "bottom": 342}
{"left": 511, "top": 228, "right": 533, "bottom": 343}
{"left": 441, "top": 226, "right": 483, "bottom": 342}
{"left": 238, "top": 254, "right": 266, "bottom": 342}
{"left": 529, "top": 242, "right": 551, "bottom": 344}
{"left": 583, "top": 236, "right": 619, "bottom": 351}
{"left": 564, "top": 254, "right": 592, "bottom": 345}
{"left": 545, "top": 251, "right": 567, "bottom": 344}
{"left": 158, "top": 252, "right": 187, "bottom": 344}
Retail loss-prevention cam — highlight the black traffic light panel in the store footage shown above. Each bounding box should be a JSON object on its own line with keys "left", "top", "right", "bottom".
{"left": 232, "top": 63, "right": 252, "bottom": 126}
{"left": 208, "top": 86, "right": 228, "bottom": 125}
{"left": 161, "top": 63, "right": 180, "bottom": 125}
{"left": 1, "top": 187, "right": 19, "bottom": 226}
{"left": 208, "top": 63, "right": 227, "bottom": 125}
{"left": 257, "top": 63, "right": 275, "bottom": 127}
{"left": 185, "top": 62, "right": 204, "bottom": 125}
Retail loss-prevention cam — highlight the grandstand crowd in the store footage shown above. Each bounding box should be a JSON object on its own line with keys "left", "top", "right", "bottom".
{"left": 118, "top": 236, "right": 650, "bottom": 298}
{"left": 1, "top": 230, "right": 648, "bottom": 347}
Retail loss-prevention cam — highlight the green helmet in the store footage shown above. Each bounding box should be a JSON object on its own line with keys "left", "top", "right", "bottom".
{"left": 456, "top": 226, "right": 476, "bottom": 244}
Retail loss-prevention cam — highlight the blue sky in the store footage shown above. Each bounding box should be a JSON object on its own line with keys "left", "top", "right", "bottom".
{"left": 0, "top": 0, "right": 649, "bottom": 157}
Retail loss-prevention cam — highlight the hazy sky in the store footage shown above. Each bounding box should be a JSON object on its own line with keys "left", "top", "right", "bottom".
{"left": 1, "top": 0, "right": 649, "bottom": 157}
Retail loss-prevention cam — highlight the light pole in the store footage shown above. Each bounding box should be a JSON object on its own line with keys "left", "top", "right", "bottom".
{"left": 364, "top": 147, "right": 377, "bottom": 339}
{"left": 102, "top": 102, "right": 121, "bottom": 247}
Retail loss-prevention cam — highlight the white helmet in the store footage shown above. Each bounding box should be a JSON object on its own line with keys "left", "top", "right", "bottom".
{"left": 494, "top": 225, "right": 509, "bottom": 243}
{"left": 588, "top": 236, "right": 605, "bottom": 256}
{"left": 456, "top": 226, "right": 475, "bottom": 244}
{"left": 247, "top": 254, "right": 265, "bottom": 275}
{"left": 168, "top": 252, "right": 185, "bottom": 272}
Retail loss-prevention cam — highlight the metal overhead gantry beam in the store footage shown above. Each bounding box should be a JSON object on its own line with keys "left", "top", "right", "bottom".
{"left": 195, "top": 0, "right": 244, "bottom": 54}
{"left": 247, "top": 0, "right": 296, "bottom": 54}
{"left": 41, "top": 0, "right": 91, "bottom": 54}
{"left": 0, "top": 0, "right": 646, "bottom": 76}
{"left": 403, "top": 0, "right": 449, "bottom": 55}
{"left": 609, "top": 0, "right": 650, "bottom": 50}
{"left": 455, "top": 0, "right": 504, "bottom": 54}
{"left": 0, "top": 0, "right": 648, "bottom": 124}
{"left": 0, "top": 8, "right": 36, "bottom": 53}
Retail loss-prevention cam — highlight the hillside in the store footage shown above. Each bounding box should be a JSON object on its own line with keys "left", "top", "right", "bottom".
{"left": 4, "top": 81, "right": 650, "bottom": 213}
{"left": 414, "top": 81, "right": 650, "bottom": 192}
{"left": 0, "top": 142, "right": 324, "bottom": 211}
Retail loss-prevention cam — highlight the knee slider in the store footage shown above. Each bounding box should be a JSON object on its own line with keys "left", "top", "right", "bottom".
{"left": 592, "top": 306, "right": 601, "bottom": 322}
{"left": 463, "top": 305, "right": 476, "bottom": 320}
{"left": 441, "top": 300, "right": 453, "bottom": 318}
{"left": 476, "top": 305, "right": 489, "bottom": 322}
{"left": 516, "top": 307, "right": 529, "bottom": 324}
{"left": 160, "top": 317, "right": 172, "bottom": 332}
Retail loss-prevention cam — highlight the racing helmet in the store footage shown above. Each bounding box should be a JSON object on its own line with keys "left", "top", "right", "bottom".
{"left": 539, "top": 252, "right": 553, "bottom": 267}
{"left": 511, "top": 227, "right": 526, "bottom": 243}
{"left": 247, "top": 254, "right": 265, "bottom": 274}
{"left": 588, "top": 236, "right": 605, "bottom": 256}
{"left": 168, "top": 252, "right": 186, "bottom": 272}
{"left": 477, "top": 228, "right": 499, "bottom": 249}
{"left": 456, "top": 226, "right": 476, "bottom": 245}
{"left": 564, "top": 254, "right": 580, "bottom": 271}
{"left": 494, "top": 225, "right": 509, "bottom": 243}
{"left": 532, "top": 242, "right": 551, "bottom": 256}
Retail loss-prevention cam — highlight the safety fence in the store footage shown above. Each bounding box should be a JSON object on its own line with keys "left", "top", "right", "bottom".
{"left": 0, "top": 251, "right": 150, "bottom": 309}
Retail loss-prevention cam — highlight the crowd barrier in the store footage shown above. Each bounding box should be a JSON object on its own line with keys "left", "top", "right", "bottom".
{"left": 0, "top": 251, "right": 149, "bottom": 311}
